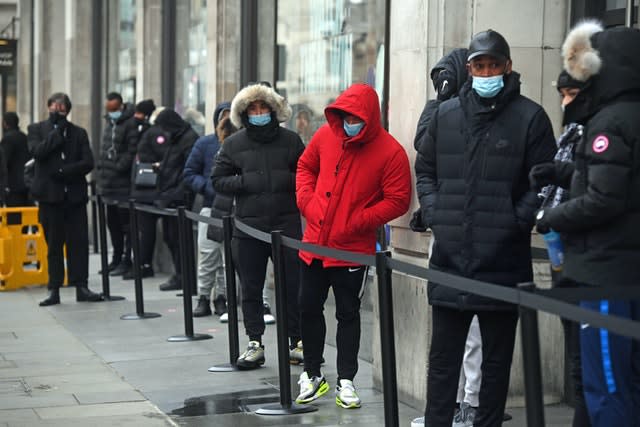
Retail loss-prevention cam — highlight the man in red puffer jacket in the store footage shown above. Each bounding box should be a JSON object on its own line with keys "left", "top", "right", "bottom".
{"left": 295, "top": 83, "right": 411, "bottom": 409}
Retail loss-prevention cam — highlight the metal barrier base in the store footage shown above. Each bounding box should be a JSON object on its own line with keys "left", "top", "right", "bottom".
{"left": 255, "top": 403, "right": 318, "bottom": 415}
{"left": 120, "top": 312, "right": 162, "bottom": 320}
{"left": 167, "top": 333, "right": 212, "bottom": 342}
{"left": 208, "top": 363, "right": 240, "bottom": 372}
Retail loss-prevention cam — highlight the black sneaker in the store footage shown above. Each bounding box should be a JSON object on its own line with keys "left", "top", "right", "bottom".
{"left": 213, "top": 295, "right": 227, "bottom": 316}
{"left": 109, "top": 261, "right": 132, "bottom": 276}
{"left": 98, "top": 259, "right": 120, "bottom": 274}
{"left": 122, "top": 265, "right": 154, "bottom": 280}
{"left": 159, "top": 275, "right": 181, "bottom": 291}
{"left": 193, "top": 296, "right": 212, "bottom": 317}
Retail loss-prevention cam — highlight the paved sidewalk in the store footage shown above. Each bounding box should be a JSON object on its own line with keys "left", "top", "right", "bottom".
{"left": 0, "top": 253, "right": 575, "bottom": 426}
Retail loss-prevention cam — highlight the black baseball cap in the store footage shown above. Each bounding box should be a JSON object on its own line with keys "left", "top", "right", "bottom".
{"left": 467, "top": 29, "right": 511, "bottom": 62}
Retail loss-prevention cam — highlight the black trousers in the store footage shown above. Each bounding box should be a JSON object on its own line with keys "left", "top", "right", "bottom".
{"left": 300, "top": 259, "right": 367, "bottom": 381}
{"left": 232, "top": 237, "right": 300, "bottom": 343}
{"left": 137, "top": 210, "right": 157, "bottom": 266}
{"left": 106, "top": 204, "right": 131, "bottom": 263}
{"left": 39, "top": 202, "right": 89, "bottom": 289}
{"left": 425, "top": 306, "right": 518, "bottom": 427}
{"left": 161, "top": 215, "right": 181, "bottom": 277}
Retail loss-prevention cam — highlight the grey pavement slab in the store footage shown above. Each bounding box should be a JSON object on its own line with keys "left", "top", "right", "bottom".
{"left": 0, "top": 253, "right": 575, "bottom": 426}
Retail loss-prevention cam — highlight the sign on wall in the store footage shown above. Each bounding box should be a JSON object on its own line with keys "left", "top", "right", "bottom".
{"left": 0, "top": 39, "right": 17, "bottom": 75}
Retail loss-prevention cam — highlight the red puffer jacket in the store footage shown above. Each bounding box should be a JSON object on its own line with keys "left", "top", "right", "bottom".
{"left": 296, "top": 83, "right": 411, "bottom": 267}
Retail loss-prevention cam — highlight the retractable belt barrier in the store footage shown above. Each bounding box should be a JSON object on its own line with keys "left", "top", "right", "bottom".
{"left": 106, "top": 201, "right": 639, "bottom": 426}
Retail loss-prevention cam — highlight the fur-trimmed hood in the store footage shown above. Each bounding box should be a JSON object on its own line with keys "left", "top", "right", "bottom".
{"left": 561, "top": 21, "right": 640, "bottom": 119}
{"left": 230, "top": 83, "right": 292, "bottom": 128}
{"left": 561, "top": 20, "right": 603, "bottom": 82}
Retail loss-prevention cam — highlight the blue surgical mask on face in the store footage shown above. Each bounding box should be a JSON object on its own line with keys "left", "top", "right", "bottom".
{"left": 248, "top": 112, "right": 271, "bottom": 126}
{"left": 343, "top": 120, "right": 364, "bottom": 137}
{"left": 472, "top": 75, "right": 504, "bottom": 98}
{"left": 108, "top": 111, "right": 122, "bottom": 121}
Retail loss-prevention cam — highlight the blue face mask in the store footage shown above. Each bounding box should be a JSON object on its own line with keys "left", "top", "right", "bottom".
{"left": 472, "top": 75, "right": 505, "bottom": 98}
{"left": 108, "top": 111, "right": 122, "bottom": 121}
{"left": 248, "top": 112, "right": 271, "bottom": 126}
{"left": 343, "top": 120, "right": 364, "bottom": 137}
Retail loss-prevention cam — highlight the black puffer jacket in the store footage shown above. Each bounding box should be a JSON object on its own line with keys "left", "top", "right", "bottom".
{"left": 0, "top": 128, "right": 30, "bottom": 195}
{"left": 28, "top": 119, "right": 94, "bottom": 204}
{"left": 212, "top": 124, "right": 304, "bottom": 239}
{"left": 130, "top": 124, "right": 166, "bottom": 203}
{"left": 154, "top": 109, "right": 199, "bottom": 207}
{"left": 415, "top": 71, "right": 556, "bottom": 310}
{"left": 97, "top": 103, "right": 135, "bottom": 197}
{"left": 546, "top": 26, "right": 640, "bottom": 287}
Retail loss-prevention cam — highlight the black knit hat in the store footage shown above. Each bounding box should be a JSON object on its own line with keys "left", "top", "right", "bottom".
{"left": 556, "top": 70, "right": 585, "bottom": 91}
{"left": 135, "top": 99, "right": 156, "bottom": 117}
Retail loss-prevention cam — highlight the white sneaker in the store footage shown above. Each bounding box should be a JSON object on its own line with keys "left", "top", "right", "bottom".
{"left": 219, "top": 312, "right": 229, "bottom": 323}
{"left": 335, "top": 379, "right": 361, "bottom": 409}
{"left": 236, "top": 341, "right": 265, "bottom": 369}
{"left": 289, "top": 340, "right": 304, "bottom": 365}
{"left": 295, "top": 371, "right": 329, "bottom": 404}
{"left": 263, "top": 303, "right": 275, "bottom": 324}
{"left": 410, "top": 416, "right": 424, "bottom": 427}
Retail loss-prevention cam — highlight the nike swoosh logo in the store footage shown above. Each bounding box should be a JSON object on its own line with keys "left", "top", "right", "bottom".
{"left": 581, "top": 323, "right": 590, "bottom": 330}
{"left": 348, "top": 267, "right": 361, "bottom": 273}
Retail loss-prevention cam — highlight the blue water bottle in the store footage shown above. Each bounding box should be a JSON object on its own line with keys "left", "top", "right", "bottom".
{"left": 542, "top": 230, "right": 564, "bottom": 271}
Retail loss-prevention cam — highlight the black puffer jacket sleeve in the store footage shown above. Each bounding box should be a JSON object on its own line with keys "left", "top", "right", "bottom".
{"left": 211, "top": 142, "right": 245, "bottom": 194}
{"left": 546, "top": 120, "right": 633, "bottom": 232}
{"left": 514, "top": 108, "right": 557, "bottom": 231}
{"left": 414, "top": 106, "right": 439, "bottom": 229}
{"left": 414, "top": 100, "right": 441, "bottom": 151}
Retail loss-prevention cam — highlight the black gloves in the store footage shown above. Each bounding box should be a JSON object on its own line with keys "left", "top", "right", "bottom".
{"left": 528, "top": 163, "right": 556, "bottom": 191}
{"left": 432, "top": 69, "right": 457, "bottom": 101}
{"left": 535, "top": 209, "right": 552, "bottom": 234}
{"left": 409, "top": 208, "right": 427, "bottom": 232}
{"left": 529, "top": 161, "right": 575, "bottom": 191}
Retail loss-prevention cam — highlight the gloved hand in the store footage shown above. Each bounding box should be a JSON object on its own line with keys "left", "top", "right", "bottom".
{"left": 409, "top": 208, "right": 427, "bottom": 232}
{"left": 432, "top": 69, "right": 457, "bottom": 101}
{"left": 528, "top": 162, "right": 557, "bottom": 191}
{"left": 535, "top": 209, "right": 552, "bottom": 234}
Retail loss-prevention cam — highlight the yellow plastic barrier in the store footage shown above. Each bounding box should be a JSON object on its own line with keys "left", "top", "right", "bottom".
{"left": 0, "top": 207, "right": 51, "bottom": 291}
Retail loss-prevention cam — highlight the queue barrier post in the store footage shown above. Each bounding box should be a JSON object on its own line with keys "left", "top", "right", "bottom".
{"left": 168, "top": 206, "right": 211, "bottom": 341}
{"left": 518, "top": 282, "right": 546, "bottom": 427}
{"left": 121, "top": 199, "right": 160, "bottom": 320}
{"left": 90, "top": 181, "right": 98, "bottom": 254}
{"left": 376, "top": 251, "right": 399, "bottom": 427}
{"left": 209, "top": 215, "right": 241, "bottom": 372}
{"left": 255, "top": 230, "right": 317, "bottom": 415}
{"left": 96, "top": 196, "right": 124, "bottom": 301}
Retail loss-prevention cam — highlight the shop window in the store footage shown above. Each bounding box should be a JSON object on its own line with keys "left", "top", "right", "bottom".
{"left": 276, "top": 0, "right": 386, "bottom": 144}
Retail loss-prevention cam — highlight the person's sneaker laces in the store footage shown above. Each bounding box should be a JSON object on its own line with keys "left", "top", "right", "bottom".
{"left": 236, "top": 341, "right": 265, "bottom": 369}
{"left": 295, "top": 371, "right": 329, "bottom": 404}
{"left": 410, "top": 416, "right": 424, "bottom": 427}
{"left": 335, "top": 379, "right": 361, "bottom": 409}
{"left": 290, "top": 340, "right": 304, "bottom": 365}
{"left": 263, "top": 302, "right": 275, "bottom": 324}
{"left": 452, "top": 402, "right": 476, "bottom": 427}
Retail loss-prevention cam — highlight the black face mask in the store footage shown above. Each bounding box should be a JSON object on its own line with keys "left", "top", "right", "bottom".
{"left": 562, "top": 92, "right": 591, "bottom": 126}
{"left": 49, "top": 111, "right": 68, "bottom": 127}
